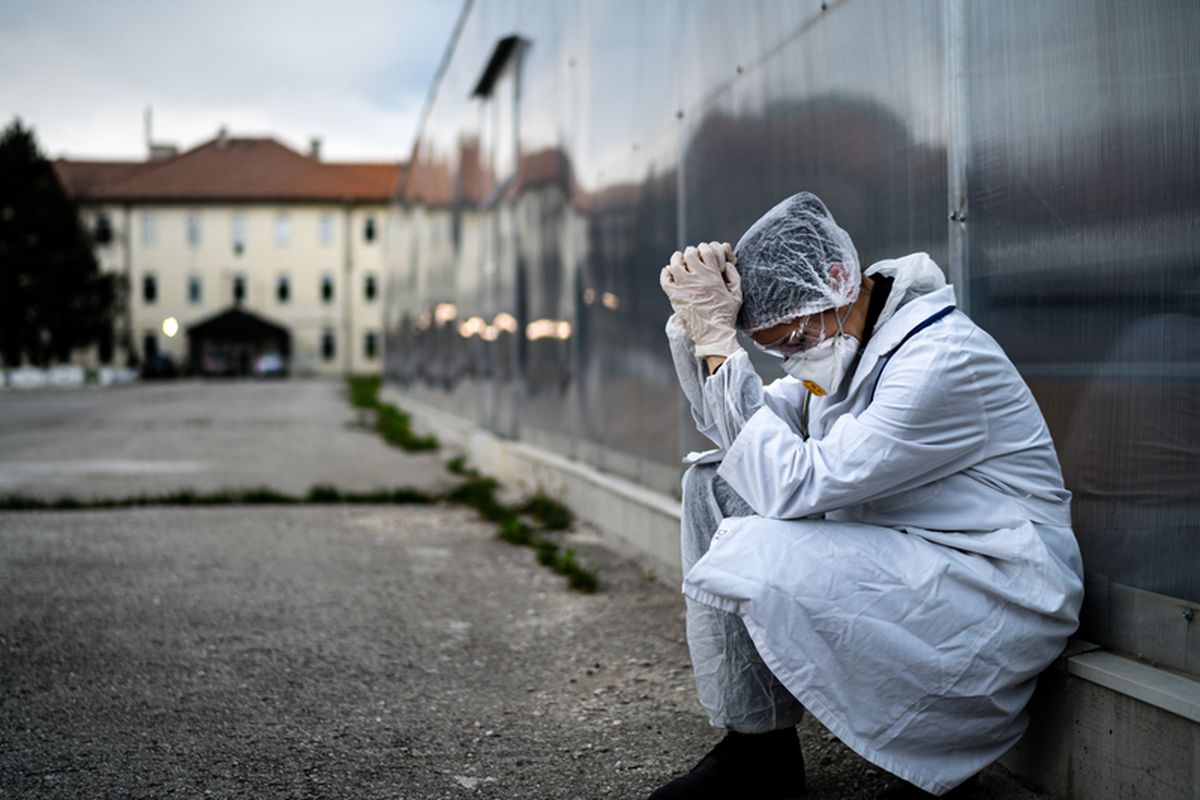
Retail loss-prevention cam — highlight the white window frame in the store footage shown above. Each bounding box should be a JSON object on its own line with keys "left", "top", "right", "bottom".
{"left": 275, "top": 213, "right": 291, "bottom": 247}
{"left": 141, "top": 212, "right": 157, "bottom": 247}
{"left": 319, "top": 213, "right": 334, "bottom": 247}
{"left": 231, "top": 212, "right": 246, "bottom": 252}
{"left": 186, "top": 212, "right": 202, "bottom": 248}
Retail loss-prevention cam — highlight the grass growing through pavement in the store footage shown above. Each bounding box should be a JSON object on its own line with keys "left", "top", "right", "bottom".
{"left": 347, "top": 375, "right": 439, "bottom": 452}
{"left": 520, "top": 493, "right": 574, "bottom": 531}
{"left": 349, "top": 383, "right": 597, "bottom": 590}
{"left": 443, "top": 455, "right": 596, "bottom": 592}
{"left": 349, "top": 375, "right": 382, "bottom": 409}
{"left": 0, "top": 484, "right": 434, "bottom": 511}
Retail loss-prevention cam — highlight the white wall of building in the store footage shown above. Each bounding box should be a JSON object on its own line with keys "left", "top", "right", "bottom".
{"left": 84, "top": 201, "right": 387, "bottom": 376}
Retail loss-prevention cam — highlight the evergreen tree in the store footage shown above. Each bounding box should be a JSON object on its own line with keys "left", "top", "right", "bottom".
{"left": 0, "top": 118, "right": 116, "bottom": 367}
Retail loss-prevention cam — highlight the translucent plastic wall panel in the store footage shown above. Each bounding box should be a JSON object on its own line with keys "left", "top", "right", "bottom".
{"left": 509, "top": 8, "right": 583, "bottom": 453}
{"left": 961, "top": 1, "right": 1200, "bottom": 604}
{"left": 389, "top": 0, "right": 949, "bottom": 490}
{"left": 678, "top": 0, "right": 948, "bottom": 454}
{"left": 681, "top": 1, "right": 947, "bottom": 265}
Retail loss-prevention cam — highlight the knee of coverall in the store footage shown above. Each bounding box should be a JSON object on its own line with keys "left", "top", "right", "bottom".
{"left": 681, "top": 462, "right": 721, "bottom": 509}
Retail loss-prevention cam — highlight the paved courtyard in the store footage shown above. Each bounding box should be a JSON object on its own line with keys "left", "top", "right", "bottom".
{"left": 0, "top": 379, "right": 455, "bottom": 500}
{"left": 0, "top": 380, "right": 1046, "bottom": 798}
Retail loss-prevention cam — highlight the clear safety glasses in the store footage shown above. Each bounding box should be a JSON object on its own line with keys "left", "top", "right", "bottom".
{"left": 753, "top": 305, "right": 852, "bottom": 358}
{"left": 753, "top": 311, "right": 833, "bottom": 358}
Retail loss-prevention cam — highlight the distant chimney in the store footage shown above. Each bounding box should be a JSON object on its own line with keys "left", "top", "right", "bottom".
{"left": 143, "top": 106, "right": 177, "bottom": 160}
{"left": 309, "top": 137, "right": 322, "bottom": 160}
{"left": 217, "top": 126, "right": 230, "bottom": 149}
{"left": 149, "top": 144, "right": 179, "bottom": 161}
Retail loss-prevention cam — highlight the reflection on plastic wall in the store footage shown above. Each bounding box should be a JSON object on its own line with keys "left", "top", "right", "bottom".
{"left": 960, "top": 1, "right": 1200, "bottom": 605}
{"left": 384, "top": 0, "right": 1200, "bottom": 607}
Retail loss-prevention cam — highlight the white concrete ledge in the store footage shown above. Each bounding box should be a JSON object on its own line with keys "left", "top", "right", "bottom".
{"left": 1065, "top": 649, "right": 1200, "bottom": 724}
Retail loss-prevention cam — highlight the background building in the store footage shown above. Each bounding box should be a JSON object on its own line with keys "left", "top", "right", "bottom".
{"left": 55, "top": 130, "right": 399, "bottom": 376}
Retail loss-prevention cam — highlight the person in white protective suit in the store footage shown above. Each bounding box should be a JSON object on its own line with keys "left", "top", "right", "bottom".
{"left": 648, "top": 192, "right": 1084, "bottom": 800}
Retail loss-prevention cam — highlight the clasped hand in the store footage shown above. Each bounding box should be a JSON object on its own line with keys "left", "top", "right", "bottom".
{"left": 659, "top": 241, "right": 743, "bottom": 358}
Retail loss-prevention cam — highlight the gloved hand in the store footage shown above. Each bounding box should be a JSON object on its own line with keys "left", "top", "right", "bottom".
{"left": 660, "top": 241, "right": 742, "bottom": 358}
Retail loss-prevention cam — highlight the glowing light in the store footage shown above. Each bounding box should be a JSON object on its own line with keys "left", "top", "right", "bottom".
{"left": 601, "top": 292, "right": 620, "bottom": 311}
{"left": 526, "top": 319, "right": 556, "bottom": 340}
{"left": 434, "top": 302, "right": 458, "bottom": 326}
{"left": 582, "top": 288, "right": 597, "bottom": 305}
{"left": 161, "top": 317, "right": 179, "bottom": 338}
{"left": 481, "top": 325, "right": 500, "bottom": 342}
{"left": 458, "top": 316, "right": 486, "bottom": 338}
{"left": 492, "top": 312, "right": 518, "bottom": 333}
{"left": 526, "top": 318, "right": 573, "bottom": 341}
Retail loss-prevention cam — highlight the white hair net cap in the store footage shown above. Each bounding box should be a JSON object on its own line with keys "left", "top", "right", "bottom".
{"left": 733, "top": 192, "right": 861, "bottom": 333}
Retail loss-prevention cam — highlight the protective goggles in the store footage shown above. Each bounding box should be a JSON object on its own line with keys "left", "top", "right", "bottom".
{"left": 752, "top": 311, "right": 834, "bottom": 358}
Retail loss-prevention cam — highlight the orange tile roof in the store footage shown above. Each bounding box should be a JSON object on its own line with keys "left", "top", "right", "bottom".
{"left": 55, "top": 137, "right": 402, "bottom": 203}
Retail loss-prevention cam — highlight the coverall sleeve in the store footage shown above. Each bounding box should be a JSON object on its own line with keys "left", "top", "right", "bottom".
{"left": 666, "top": 314, "right": 767, "bottom": 451}
{"left": 717, "top": 329, "right": 989, "bottom": 519}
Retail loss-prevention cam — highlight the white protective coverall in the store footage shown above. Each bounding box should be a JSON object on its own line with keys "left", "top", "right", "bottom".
{"left": 669, "top": 252, "right": 1084, "bottom": 795}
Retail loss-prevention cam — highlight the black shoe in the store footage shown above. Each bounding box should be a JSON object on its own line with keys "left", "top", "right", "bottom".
{"left": 648, "top": 728, "right": 806, "bottom": 799}
{"left": 876, "top": 774, "right": 978, "bottom": 799}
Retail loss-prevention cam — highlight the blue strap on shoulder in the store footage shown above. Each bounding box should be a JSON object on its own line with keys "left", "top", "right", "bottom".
{"left": 868, "top": 305, "right": 956, "bottom": 403}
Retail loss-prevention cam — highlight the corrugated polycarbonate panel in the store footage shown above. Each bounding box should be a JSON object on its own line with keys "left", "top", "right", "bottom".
{"left": 676, "top": 0, "right": 948, "bottom": 454}
{"left": 960, "top": 1, "right": 1200, "bottom": 605}
{"left": 386, "top": 0, "right": 1200, "bottom": 632}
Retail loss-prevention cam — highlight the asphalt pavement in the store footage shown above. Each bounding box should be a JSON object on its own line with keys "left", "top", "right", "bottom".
{"left": 0, "top": 380, "right": 1047, "bottom": 799}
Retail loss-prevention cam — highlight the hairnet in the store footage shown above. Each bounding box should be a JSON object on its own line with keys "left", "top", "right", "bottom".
{"left": 733, "top": 192, "right": 861, "bottom": 333}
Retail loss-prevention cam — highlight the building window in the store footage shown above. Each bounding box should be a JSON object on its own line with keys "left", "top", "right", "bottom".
{"left": 142, "top": 273, "right": 157, "bottom": 304}
{"left": 142, "top": 331, "right": 159, "bottom": 361}
{"left": 188, "top": 274, "right": 202, "bottom": 304}
{"left": 233, "top": 273, "right": 246, "bottom": 304}
{"left": 321, "top": 330, "right": 336, "bottom": 361}
{"left": 363, "top": 216, "right": 377, "bottom": 243}
{"left": 364, "top": 273, "right": 377, "bottom": 302}
{"left": 187, "top": 212, "right": 202, "bottom": 248}
{"left": 94, "top": 213, "right": 113, "bottom": 245}
{"left": 275, "top": 213, "right": 290, "bottom": 246}
{"left": 141, "top": 212, "right": 157, "bottom": 247}
{"left": 231, "top": 212, "right": 246, "bottom": 256}
{"left": 320, "top": 273, "right": 334, "bottom": 304}
{"left": 364, "top": 331, "right": 378, "bottom": 360}
{"left": 276, "top": 274, "right": 290, "bottom": 303}
{"left": 319, "top": 213, "right": 334, "bottom": 246}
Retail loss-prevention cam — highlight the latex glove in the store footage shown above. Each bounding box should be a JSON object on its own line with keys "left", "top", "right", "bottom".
{"left": 660, "top": 241, "right": 742, "bottom": 358}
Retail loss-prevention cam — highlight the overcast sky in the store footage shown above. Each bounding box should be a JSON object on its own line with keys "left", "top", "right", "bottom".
{"left": 0, "top": 0, "right": 464, "bottom": 162}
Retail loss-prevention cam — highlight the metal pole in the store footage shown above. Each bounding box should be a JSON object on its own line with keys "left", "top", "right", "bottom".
{"left": 944, "top": 0, "right": 970, "bottom": 315}
{"left": 343, "top": 201, "right": 353, "bottom": 376}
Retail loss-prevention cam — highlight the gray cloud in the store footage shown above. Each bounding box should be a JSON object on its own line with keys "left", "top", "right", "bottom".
{"left": 0, "top": 0, "right": 463, "bottom": 161}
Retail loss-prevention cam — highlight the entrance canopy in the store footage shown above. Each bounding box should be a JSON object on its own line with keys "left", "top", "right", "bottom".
{"left": 186, "top": 307, "right": 290, "bottom": 376}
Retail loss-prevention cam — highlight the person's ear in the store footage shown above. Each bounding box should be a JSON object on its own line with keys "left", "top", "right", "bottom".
{"left": 827, "top": 262, "right": 856, "bottom": 297}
